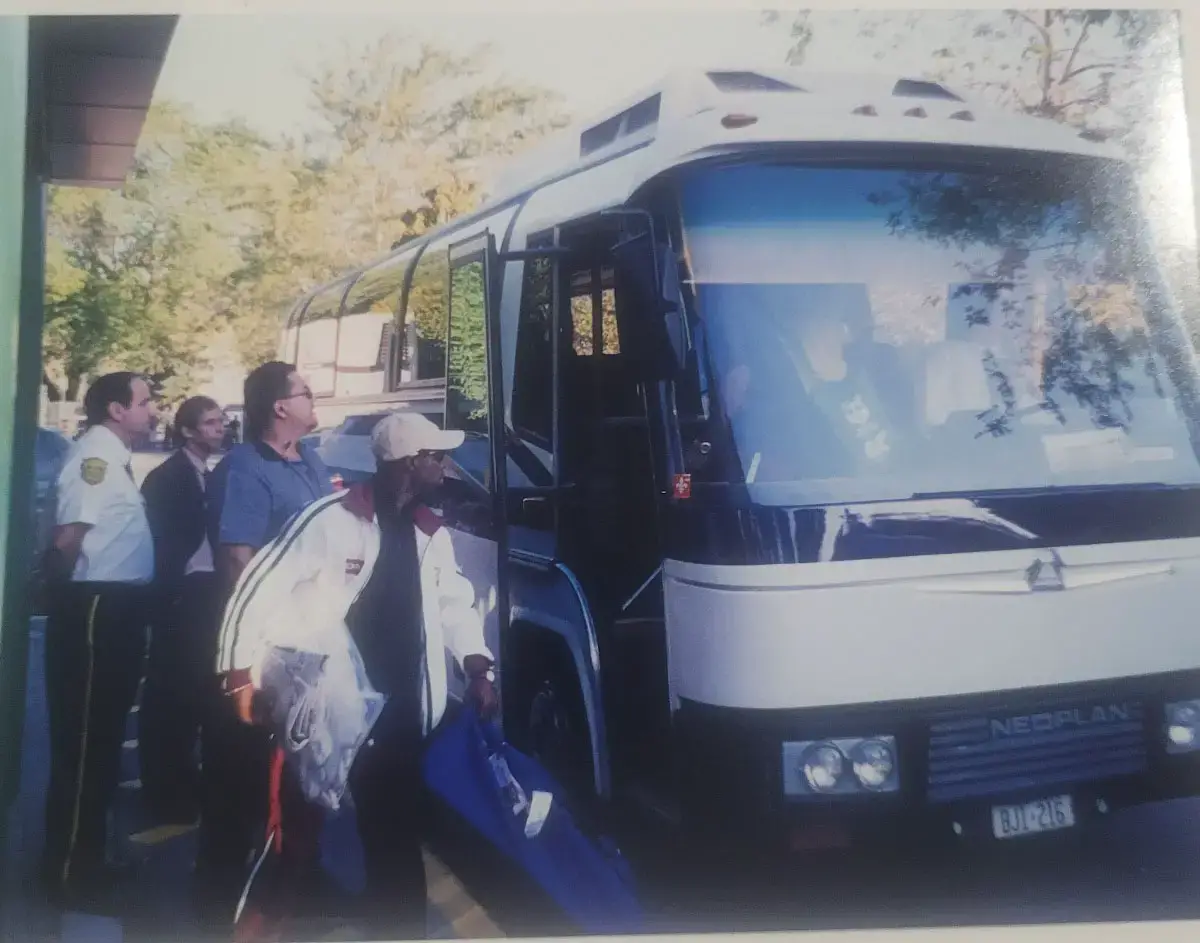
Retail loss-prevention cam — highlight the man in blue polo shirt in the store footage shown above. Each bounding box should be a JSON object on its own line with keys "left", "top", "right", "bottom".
{"left": 194, "top": 360, "right": 332, "bottom": 930}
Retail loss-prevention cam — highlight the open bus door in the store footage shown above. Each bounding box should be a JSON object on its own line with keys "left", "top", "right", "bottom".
{"left": 443, "top": 232, "right": 512, "bottom": 711}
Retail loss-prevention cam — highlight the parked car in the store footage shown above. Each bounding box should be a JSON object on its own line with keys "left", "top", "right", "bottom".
{"left": 311, "top": 412, "right": 390, "bottom": 486}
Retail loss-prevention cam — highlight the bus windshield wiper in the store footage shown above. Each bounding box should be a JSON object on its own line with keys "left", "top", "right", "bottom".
{"left": 820, "top": 498, "right": 1038, "bottom": 561}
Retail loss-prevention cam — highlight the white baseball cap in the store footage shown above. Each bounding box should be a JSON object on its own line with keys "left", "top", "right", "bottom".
{"left": 370, "top": 411, "right": 465, "bottom": 464}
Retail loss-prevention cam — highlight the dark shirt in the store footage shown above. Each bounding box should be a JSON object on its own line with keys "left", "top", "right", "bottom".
{"left": 346, "top": 503, "right": 425, "bottom": 730}
{"left": 206, "top": 440, "right": 333, "bottom": 553}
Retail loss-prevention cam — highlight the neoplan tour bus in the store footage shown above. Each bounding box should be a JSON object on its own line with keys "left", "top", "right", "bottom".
{"left": 281, "top": 69, "right": 1200, "bottom": 853}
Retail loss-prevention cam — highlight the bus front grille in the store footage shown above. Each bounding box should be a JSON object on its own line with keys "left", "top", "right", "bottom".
{"left": 925, "top": 699, "right": 1148, "bottom": 803}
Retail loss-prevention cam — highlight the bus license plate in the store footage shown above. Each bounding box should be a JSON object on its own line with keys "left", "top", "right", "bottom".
{"left": 991, "top": 795, "right": 1075, "bottom": 840}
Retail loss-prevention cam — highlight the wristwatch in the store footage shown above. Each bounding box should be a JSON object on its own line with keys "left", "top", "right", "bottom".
{"left": 472, "top": 667, "right": 496, "bottom": 684}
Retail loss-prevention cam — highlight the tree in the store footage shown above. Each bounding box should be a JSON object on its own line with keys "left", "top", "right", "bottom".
{"left": 304, "top": 35, "right": 568, "bottom": 252}
{"left": 759, "top": 8, "right": 1200, "bottom": 418}
{"left": 865, "top": 162, "right": 1179, "bottom": 439}
{"left": 43, "top": 189, "right": 129, "bottom": 401}
{"left": 760, "top": 10, "right": 1197, "bottom": 338}
{"left": 761, "top": 9, "right": 1179, "bottom": 146}
{"left": 226, "top": 35, "right": 572, "bottom": 367}
{"left": 43, "top": 35, "right": 573, "bottom": 395}
{"left": 43, "top": 104, "right": 285, "bottom": 403}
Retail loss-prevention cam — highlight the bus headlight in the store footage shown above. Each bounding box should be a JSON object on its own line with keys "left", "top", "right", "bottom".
{"left": 801, "top": 743, "right": 845, "bottom": 793}
{"left": 1165, "top": 700, "right": 1200, "bottom": 754}
{"left": 850, "top": 739, "right": 896, "bottom": 790}
{"left": 783, "top": 736, "right": 899, "bottom": 798}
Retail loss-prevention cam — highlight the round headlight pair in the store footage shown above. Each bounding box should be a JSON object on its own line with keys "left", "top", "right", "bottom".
{"left": 1167, "top": 703, "right": 1200, "bottom": 748}
{"left": 801, "top": 739, "right": 895, "bottom": 793}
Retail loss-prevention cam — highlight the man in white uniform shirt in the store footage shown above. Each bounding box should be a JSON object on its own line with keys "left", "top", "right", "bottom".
{"left": 39, "top": 371, "right": 156, "bottom": 913}
{"left": 138, "top": 396, "right": 225, "bottom": 826}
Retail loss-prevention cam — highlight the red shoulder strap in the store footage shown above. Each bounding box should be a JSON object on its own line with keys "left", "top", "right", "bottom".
{"left": 413, "top": 504, "right": 442, "bottom": 537}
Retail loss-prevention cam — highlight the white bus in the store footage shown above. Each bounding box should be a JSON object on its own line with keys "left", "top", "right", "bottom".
{"left": 284, "top": 69, "right": 1200, "bottom": 854}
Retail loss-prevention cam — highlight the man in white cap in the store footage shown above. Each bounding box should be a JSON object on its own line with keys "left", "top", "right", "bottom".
{"left": 214, "top": 410, "right": 496, "bottom": 937}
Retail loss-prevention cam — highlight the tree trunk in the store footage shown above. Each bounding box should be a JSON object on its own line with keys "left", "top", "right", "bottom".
{"left": 65, "top": 372, "right": 82, "bottom": 402}
{"left": 42, "top": 371, "right": 63, "bottom": 402}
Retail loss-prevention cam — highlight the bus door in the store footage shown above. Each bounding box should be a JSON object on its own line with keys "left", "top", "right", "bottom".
{"left": 442, "top": 233, "right": 511, "bottom": 705}
{"left": 554, "top": 217, "right": 673, "bottom": 802}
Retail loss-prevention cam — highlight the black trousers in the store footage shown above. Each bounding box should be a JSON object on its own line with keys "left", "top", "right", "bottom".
{"left": 139, "top": 571, "right": 219, "bottom": 812}
{"left": 193, "top": 677, "right": 325, "bottom": 928}
{"left": 41, "top": 581, "right": 149, "bottom": 896}
{"left": 193, "top": 681, "right": 271, "bottom": 926}
{"left": 348, "top": 697, "right": 429, "bottom": 940}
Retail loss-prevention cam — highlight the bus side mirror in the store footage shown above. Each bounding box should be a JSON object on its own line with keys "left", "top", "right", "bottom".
{"left": 612, "top": 232, "right": 690, "bottom": 381}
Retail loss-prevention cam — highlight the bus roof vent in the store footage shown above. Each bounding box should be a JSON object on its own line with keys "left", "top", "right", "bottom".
{"left": 949, "top": 110, "right": 975, "bottom": 122}
{"left": 579, "top": 92, "right": 662, "bottom": 158}
{"left": 904, "top": 106, "right": 928, "bottom": 118}
{"left": 707, "top": 71, "right": 805, "bottom": 93}
{"left": 892, "top": 79, "right": 963, "bottom": 102}
{"left": 1078, "top": 127, "right": 1109, "bottom": 142}
{"left": 852, "top": 104, "right": 878, "bottom": 116}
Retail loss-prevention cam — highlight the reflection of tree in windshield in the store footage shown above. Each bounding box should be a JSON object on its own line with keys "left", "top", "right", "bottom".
{"left": 448, "top": 261, "right": 489, "bottom": 427}
{"left": 868, "top": 163, "right": 1158, "bottom": 437}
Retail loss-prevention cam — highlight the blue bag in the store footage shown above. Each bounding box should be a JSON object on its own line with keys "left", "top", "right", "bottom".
{"left": 422, "top": 708, "right": 645, "bottom": 936}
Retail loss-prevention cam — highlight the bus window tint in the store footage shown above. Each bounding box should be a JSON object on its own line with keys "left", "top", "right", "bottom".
{"left": 674, "top": 161, "right": 1200, "bottom": 504}
{"left": 404, "top": 247, "right": 450, "bottom": 382}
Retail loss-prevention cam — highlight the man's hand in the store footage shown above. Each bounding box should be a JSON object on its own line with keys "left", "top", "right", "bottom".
{"left": 231, "top": 684, "right": 255, "bottom": 725}
{"left": 224, "top": 667, "right": 270, "bottom": 726}
{"left": 49, "top": 523, "right": 89, "bottom": 580}
{"left": 463, "top": 655, "right": 498, "bottom": 719}
{"left": 467, "top": 675, "right": 499, "bottom": 719}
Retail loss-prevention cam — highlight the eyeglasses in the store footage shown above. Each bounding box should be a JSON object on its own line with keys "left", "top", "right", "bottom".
{"left": 281, "top": 389, "right": 314, "bottom": 402}
{"left": 417, "top": 450, "right": 447, "bottom": 461}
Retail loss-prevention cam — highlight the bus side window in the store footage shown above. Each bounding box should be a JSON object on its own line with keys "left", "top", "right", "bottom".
{"left": 404, "top": 246, "right": 450, "bottom": 382}
{"left": 296, "top": 280, "right": 348, "bottom": 398}
{"left": 340, "top": 253, "right": 408, "bottom": 397}
{"left": 512, "top": 242, "right": 554, "bottom": 452}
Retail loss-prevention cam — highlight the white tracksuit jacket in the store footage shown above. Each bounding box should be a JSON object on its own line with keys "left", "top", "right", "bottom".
{"left": 215, "top": 481, "right": 492, "bottom": 736}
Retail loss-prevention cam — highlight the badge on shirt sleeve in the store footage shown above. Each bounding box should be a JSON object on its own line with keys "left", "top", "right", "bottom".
{"left": 345, "top": 559, "right": 364, "bottom": 576}
{"left": 81, "top": 457, "right": 108, "bottom": 486}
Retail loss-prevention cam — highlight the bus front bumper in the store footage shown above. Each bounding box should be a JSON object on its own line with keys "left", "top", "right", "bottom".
{"left": 672, "top": 671, "right": 1200, "bottom": 854}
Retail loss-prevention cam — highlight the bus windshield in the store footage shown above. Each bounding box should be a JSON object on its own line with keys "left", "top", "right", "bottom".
{"left": 673, "top": 159, "right": 1200, "bottom": 505}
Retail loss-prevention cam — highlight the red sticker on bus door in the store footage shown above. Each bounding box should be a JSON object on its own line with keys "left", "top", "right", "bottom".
{"left": 673, "top": 474, "right": 692, "bottom": 500}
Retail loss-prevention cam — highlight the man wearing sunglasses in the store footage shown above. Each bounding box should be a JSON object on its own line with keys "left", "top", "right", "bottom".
{"left": 215, "top": 410, "right": 496, "bottom": 938}
{"left": 194, "top": 360, "right": 334, "bottom": 930}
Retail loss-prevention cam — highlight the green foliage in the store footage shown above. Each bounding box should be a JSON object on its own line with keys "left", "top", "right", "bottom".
{"left": 43, "top": 35, "right": 569, "bottom": 408}
{"left": 447, "top": 260, "right": 490, "bottom": 426}
{"left": 408, "top": 248, "right": 451, "bottom": 357}
{"left": 761, "top": 9, "right": 1199, "bottom": 347}
{"left": 763, "top": 10, "right": 1180, "bottom": 148}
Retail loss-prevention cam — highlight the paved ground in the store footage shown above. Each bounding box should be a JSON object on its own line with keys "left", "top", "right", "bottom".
{"left": 435, "top": 782, "right": 1200, "bottom": 938}
{"left": 628, "top": 800, "right": 1200, "bottom": 935}
{"left": 4, "top": 448, "right": 1196, "bottom": 939}
{"left": 0, "top": 616, "right": 502, "bottom": 942}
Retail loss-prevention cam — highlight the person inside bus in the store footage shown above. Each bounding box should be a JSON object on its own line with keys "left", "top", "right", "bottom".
{"left": 712, "top": 293, "right": 910, "bottom": 486}
{"left": 796, "top": 308, "right": 898, "bottom": 464}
